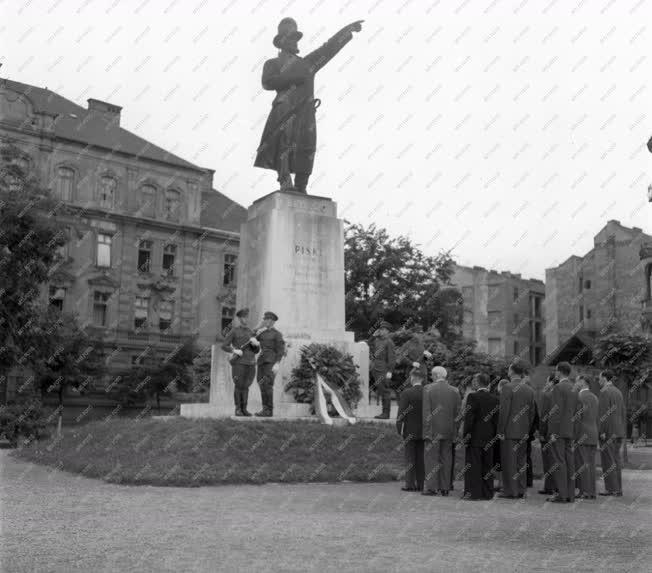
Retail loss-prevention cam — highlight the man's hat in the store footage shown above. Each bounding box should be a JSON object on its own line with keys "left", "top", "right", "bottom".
{"left": 235, "top": 308, "right": 249, "bottom": 318}
{"left": 273, "top": 17, "right": 303, "bottom": 49}
{"left": 379, "top": 320, "right": 392, "bottom": 331}
{"left": 263, "top": 311, "right": 279, "bottom": 321}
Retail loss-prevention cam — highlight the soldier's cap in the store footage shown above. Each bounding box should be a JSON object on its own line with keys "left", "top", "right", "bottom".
{"left": 235, "top": 308, "right": 249, "bottom": 318}
{"left": 379, "top": 320, "right": 392, "bottom": 331}
{"left": 263, "top": 311, "right": 279, "bottom": 321}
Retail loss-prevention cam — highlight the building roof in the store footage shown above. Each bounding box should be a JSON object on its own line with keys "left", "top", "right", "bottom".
{"left": 1, "top": 77, "right": 204, "bottom": 171}
{"left": 200, "top": 189, "right": 247, "bottom": 233}
{"left": 544, "top": 330, "right": 596, "bottom": 366}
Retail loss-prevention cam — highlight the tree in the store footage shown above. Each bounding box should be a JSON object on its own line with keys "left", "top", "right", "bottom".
{"left": 594, "top": 332, "right": 652, "bottom": 460}
{"left": 344, "top": 222, "right": 461, "bottom": 342}
{"left": 0, "top": 142, "right": 67, "bottom": 383}
{"left": 32, "top": 309, "right": 106, "bottom": 434}
{"left": 112, "top": 337, "right": 199, "bottom": 412}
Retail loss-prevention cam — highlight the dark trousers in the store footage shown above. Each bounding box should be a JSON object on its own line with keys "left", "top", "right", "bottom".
{"left": 465, "top": 445, "right": 495, "bottom": 499}
{"left": 232, "top": 363, "right": 255, "bottom": 413}
{"left": 540, "top": 440, "right": 556, "bottom": 493}
{"left": 501, "top": 439, "right": 527, "bottom": 497}
{"left": 257, "top": 362, "right": 276, "bottom": 413}
{"left": 373, "top": 371, "right": 391, "bottom": 415}
{"left": 450, "top": 442, "right": 456, "bottom": 489}
{"left": 526, "top": 439, "right": 534, "bottom": 487}
{"left": 404, "top": 439, "right": 425, "bottom": 490}
{"left": 424, "top": 439, "right": 452, "bottom": 492}
{"left": 600, "top": 438, "right": 623, "bottom": 494}
{"left": 575, "top": 444, "right": 597, "bottom": 496}
{"left": 551, "top": 438, "right": 575, "bottom": 501}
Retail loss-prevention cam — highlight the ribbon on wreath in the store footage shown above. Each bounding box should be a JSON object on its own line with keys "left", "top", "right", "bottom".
{"left": 307, "top": 357, "right": 356, "bottom": 425}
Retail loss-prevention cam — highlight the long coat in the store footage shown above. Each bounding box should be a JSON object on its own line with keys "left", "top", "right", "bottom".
{"left": 254, "top": 28, "right": 354, "bottom": 175}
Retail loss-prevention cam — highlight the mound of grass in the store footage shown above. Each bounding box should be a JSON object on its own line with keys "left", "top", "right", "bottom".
{"left": 12, "top": 418, "right": 405, "bottom": 487}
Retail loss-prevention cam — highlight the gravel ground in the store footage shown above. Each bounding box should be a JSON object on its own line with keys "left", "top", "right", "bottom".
{"left": 1, "top": 450, "right": 651, "bottom": 573}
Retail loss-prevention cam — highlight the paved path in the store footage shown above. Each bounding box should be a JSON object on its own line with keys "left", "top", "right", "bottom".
{"left": 1, "top": 450, "right": 650, "bottom": 572}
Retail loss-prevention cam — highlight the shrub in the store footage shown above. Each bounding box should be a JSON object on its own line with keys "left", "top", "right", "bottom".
{"left": 0, "top": 400, "right": 52, "bottom": 447}
{"left": 285, "top": 343, "right": 363, "bottom": 411}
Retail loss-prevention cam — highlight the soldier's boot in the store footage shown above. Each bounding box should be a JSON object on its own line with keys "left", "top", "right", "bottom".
{"left": 241, "top": 389, "right": 252, "bottom": 416}
{"left": 375, "top": 396, "right": 391, "bottom": 419}
{"left": 234, "top": 389, "right": 244, "bottom": 416}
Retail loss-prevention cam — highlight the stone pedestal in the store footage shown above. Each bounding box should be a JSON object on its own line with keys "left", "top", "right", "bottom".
{"left": 181, "top": 191, "right": 377, "bottom": 420}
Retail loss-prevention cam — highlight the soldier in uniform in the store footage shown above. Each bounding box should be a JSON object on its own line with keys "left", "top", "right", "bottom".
{"left": 371, "top": 321, "right": 396, "bottom": 419}
{"left": 255, "top": 311, "right": 286, "bottom": 417}
{"left": 221, "top": 308, "right": 259, "bottom": 416}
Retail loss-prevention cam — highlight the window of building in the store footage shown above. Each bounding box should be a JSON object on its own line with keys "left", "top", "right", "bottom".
{"left": 488, "top": 338, "right": 502, "bottom": 356}
{"left": 134, "top": 295, "right": 149, "bottom": 329}
{"left": 513, "top": 313, "right": 520, "bottom": 328}
{"left": 534, "top": 296, "right": 542, "bottom": 318}
{"left": 488, "top": 310, "right": 502, "bottom": 329}
{"left": 93, "top": 291, "right": 110, "bottom": 326}
{"left": 513, "top": 341, "right": 519, "bottom": 355}
{"left": 221, "top": 306, "right": 235, "bottom": 334}
{"left": 534, "top": 347, "right": 543, "bottom": 365}
{"left": 99, "top": 176, "right": 117, "bottom": 209}
{"left": 579, "top": 305, "right": 584, "bottom": 321}
{"left": 463, "top": 309, "right": 473, "bottom": 326}
{"left": 223, "top": 253, "right": 237, "bottom": 286}
{"left": 162, "top": 244, "right": 177, "bottom": 276}
{"left": 137, "top": 240, "right": 152, "bottom": 273}
{"left": 159, "top": 300, "right": 173, "bottom": 331}
{"left": 586, "top": 308, "right": 592, "bottom": 319}
{"left": 584, "top": 279, "right": 591, "bottom": 289}
{"left": 534, "top": 322, "right": 542, "bottom": 342}
{"left": 165, "top": 189, "right": 181, "bottom": 220}
{"left": 96, "top": 233, "right": 112, "bottom": 267}
{"left": 55, "top": 166, "right": 74, "bottom": 201}
{"left": 48, "top": 286, "right": 66, "bottom": 312}
{"left": 139, "top": 184, "right": 156, "bottom": 217}
{"left": 578, "top": 276, "right": 583, "bottom": 293}
{"left": 513, "top": 286, "right": 519, "bottom": 301}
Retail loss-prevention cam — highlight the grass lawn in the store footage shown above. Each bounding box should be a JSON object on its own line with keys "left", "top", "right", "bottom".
{"left": 12, "top": 417, "right": 406, "bottom": 486}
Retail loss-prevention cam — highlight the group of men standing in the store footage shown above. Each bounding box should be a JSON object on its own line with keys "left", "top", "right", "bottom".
{"left": 395, "top": 358, "right": 627, "bottom": 502}
{"left": 221, "top": 308, "right": 285, "bottom": 417}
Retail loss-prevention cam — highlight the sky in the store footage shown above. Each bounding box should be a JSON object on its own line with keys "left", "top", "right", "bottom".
{"left": 2, "top": 0, "right": 651, "bottom": 280}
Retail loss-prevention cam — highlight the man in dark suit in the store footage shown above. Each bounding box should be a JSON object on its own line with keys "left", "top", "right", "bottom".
{"left": 524, "top": 374, "right": 539, "bottom": 489}
{"left": 462, "top": 373, "right": 499, "bottom": 500}
{"left": 254, "top": 311, "right": 286, "bottom": 417}
{"left": 598, "top": 369, "right": 626, "bottom": 496}
{"left": 573, "top": 374, "right": 599, "bottom": 499}
{"left": 371, "top": 321, "right": 396, "bottom": 419}
{"left": 538, "top": 374, "right": 558, "bottom": 495}
{"left": 547, "top": 361, "right": 579, "bottom": 503}
{"left": 396, "top": 369, "right": 427, "bottom": 492}
{"left": 422, "top": 366, "right": 461, "bottom": 496}
{"left": 497, "top": 359, "right": 536, "bottom": 499}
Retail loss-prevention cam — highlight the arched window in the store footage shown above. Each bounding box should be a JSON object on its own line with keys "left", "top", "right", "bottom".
{"left": 139, "top": 184, "right": 157, "bottom": 217}
{"left": 165, "top": 189, "right": 181, "bottom": 221}
{"left": 55, "top": 166, "right": 74, "bottom": 201}
{"left": 98, "top": 175, "right": 117, "bottom": 209}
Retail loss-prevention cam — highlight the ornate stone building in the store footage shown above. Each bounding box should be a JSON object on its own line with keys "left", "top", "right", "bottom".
{"left": 450, "top": 264, "right": 546, "bottom": 365}
{"left": 0, "top": 77, "right": 246, "bottom": 398}
{"left": 545, "top": 220, "right": 651, "bottom": 357}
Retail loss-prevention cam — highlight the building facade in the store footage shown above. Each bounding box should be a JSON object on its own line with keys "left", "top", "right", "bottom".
{"left": 0, "top": 78, "right": 246, "bottom": 399}
{"left": 545, "top": 220, "right": 651, "bottom": 357}
{"left": 450, "top": 264, "right": 546, "bottom": 365}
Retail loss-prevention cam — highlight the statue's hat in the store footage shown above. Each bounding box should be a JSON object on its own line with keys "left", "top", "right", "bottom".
{"left": 273, "top": 17, "right": 303, "bottom": 49}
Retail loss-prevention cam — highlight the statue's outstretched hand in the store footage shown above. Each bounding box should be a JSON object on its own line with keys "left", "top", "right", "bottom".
{"left": 348, "top": 20, "right": 364, "bottom": 33}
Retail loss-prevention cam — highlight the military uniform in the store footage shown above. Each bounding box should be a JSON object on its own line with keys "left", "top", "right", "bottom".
{"left": 371, "top": 333, "right": 396, "bottom": 418}
{"left": 256, "top": 325, "right": 286, "bottom": 415}
{"left": 221, "top": 324, "right": 258, "bottom": 415}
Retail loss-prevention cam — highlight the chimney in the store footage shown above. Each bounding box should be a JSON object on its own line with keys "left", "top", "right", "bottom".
{"left": 87, "top": 98, "right": 122, "bottom": 125}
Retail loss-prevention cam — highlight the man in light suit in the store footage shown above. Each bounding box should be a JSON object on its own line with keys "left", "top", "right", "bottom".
{"left": 497, "top": 359, "right": 536, "bottom": 499}
{"left": 598, "top": 369, "right": 626, "bottom": 496}
{"left": 422, "top": 366, "right": 461, "bottom": 496}
{"left": 573, "top": 374, "right": 599, "bottom": 499}
{"left": 547, "top": 361, "right": 579, "bottom": 503}
{"left": 396, "top": 369, "right": 427, "bottom": 492}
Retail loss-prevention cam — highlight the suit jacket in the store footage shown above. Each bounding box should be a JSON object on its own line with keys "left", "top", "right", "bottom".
{"left": 598, "top": 383, "right": 626, "bottom": 438}
{"left": 463, "top": 389, "right": 499, "bottom": 447}
{"left": 371, "top": 336, "right": 396, "bottom": 375}
{"left": 396, "top": 385, "right": 424, "bottom": 440}
{"left": 538, "top": 383, "right": 556, "bottom": 441}
{"left": 255, "top": 327, "right": 285, "bottom": 364}
{"left": 548, "top": 378, "right": 579, "bottom": 439}
{"left": 574, "top": 388, "right": 599, "bottom": 446}
{"left": 498, "top": 377, "right": 536, "bottom": 440}
{"left": 423, "top": 380, "right": 461, "bottom": 441}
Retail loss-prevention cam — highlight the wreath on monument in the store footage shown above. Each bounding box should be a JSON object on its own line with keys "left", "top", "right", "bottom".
{"left": 286, "top": 343, "right": 362, "bottom": 413}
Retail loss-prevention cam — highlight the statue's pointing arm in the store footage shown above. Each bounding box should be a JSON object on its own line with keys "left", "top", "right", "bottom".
{"left": 304, "top": 20, "right": 363, "bottom": 74}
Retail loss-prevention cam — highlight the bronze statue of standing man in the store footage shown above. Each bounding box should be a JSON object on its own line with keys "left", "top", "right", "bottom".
{"left": 254, "top": 18, "right": 364, "bottom": 194}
